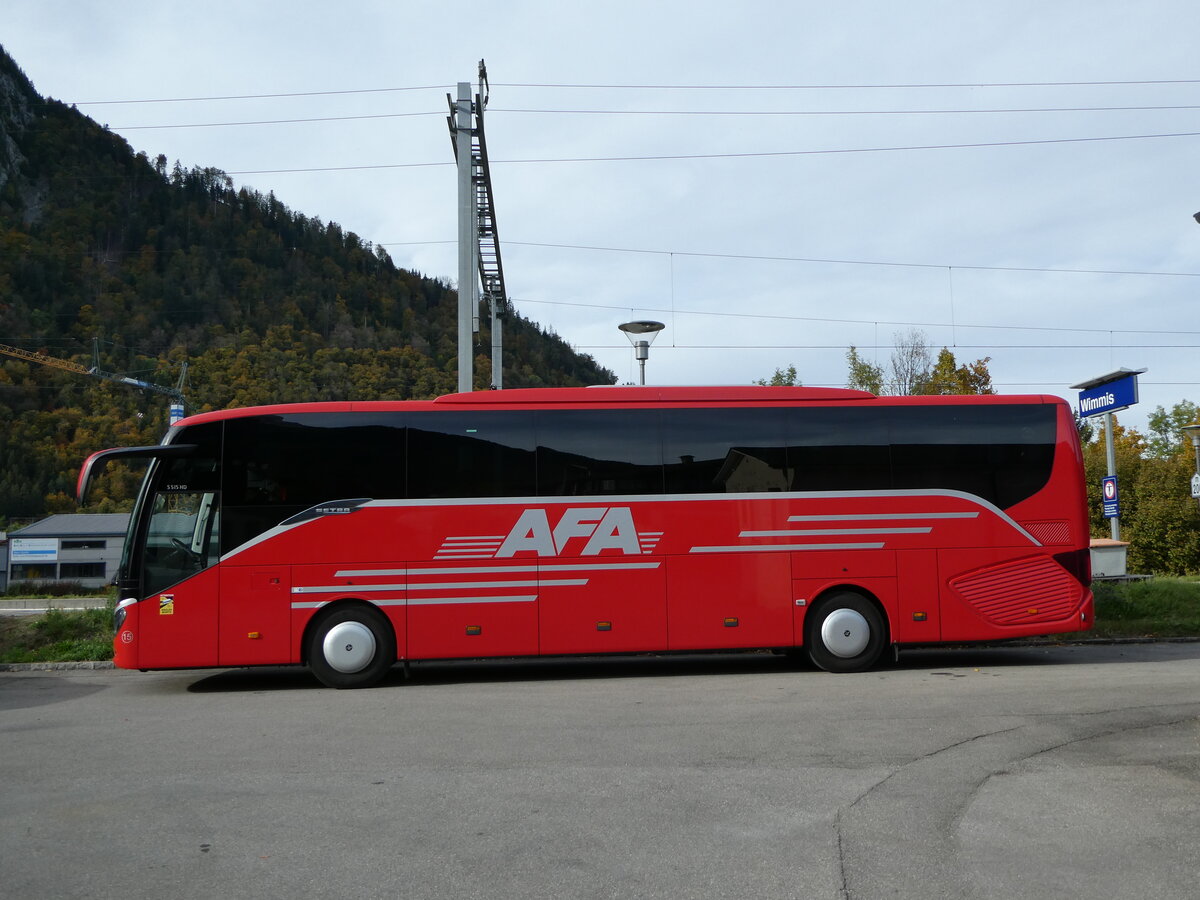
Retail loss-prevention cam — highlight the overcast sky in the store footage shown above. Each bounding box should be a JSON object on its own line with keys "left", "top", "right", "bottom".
{"left": 4, "top": 0, "right": 1199, "bottom": 432}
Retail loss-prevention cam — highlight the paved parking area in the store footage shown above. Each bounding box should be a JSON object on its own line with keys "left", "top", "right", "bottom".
{"left": 2, "top": 643, "right": 1198, "bottom": 899}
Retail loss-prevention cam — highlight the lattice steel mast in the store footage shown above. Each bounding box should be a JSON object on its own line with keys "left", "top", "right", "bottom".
{"left": 448, "top": 60, "right": 508, "bottom": 390}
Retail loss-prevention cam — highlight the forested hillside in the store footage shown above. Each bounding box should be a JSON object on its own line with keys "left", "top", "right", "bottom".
{"left": 0, "top": 46, "right": 614, "bottom": 523}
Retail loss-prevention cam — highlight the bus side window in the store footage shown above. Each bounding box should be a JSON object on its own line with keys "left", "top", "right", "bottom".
{"left": 888, "top": 405, "right": 1056, "bottom": 509}
{"left": 221, "top": 414, "right": 408, "bottom": 553}
{"left": 662, "top": 408, "right": 788, "bottom": 493}
{"left": 786, "top": 408, "right": 891, "bottom": 492}
{"left": 537, "top": 410, "right": 664, "bottom": 496}
{"left": 408, "top": 412, "right": 536, "bottom": 498}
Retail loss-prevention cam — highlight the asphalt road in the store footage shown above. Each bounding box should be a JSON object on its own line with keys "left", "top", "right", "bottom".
{"left": 2, "top": 643, "right": 1198, "bottom": 900}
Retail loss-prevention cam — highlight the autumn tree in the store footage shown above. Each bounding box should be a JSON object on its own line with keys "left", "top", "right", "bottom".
{"left": 1081, "top": 404, "right": 1200, "bottom": 575}
{"left": 923, "top": 348, "right": 995, "bottom": 395}
{"left": 846, "top": 346, "right": 884, "bottom": 394}
{"left": 754, "top": 364, "right": 801, "bottom": 386}
{"left": 845, "top": 331, "right": 993, "bottom": 396}
{"left": 1145, "top": 400, "right": 1200, "bottom": 458}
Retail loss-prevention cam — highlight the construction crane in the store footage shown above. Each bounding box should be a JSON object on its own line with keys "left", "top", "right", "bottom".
{"left": 0, "top": 340, "right": 187, "bottom": 424}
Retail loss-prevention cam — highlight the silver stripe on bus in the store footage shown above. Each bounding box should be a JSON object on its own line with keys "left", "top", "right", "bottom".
{"left": 223, "top": 487, "right": 1039, "bottom": 566}
{"left": 690, "top": 542, "right": 886, "bottom": 554}
{"left": 293, "top": 578, "right": 586, "bottom": 594}
{"left": 292, "top": 583, "right": 405, "bottom": 594}
{"left": 334, "top": 562, "right": 662, "bottom": 577}
{"left": 406, "top": 595, "right": 538, "bottom": 606}
{"left": 359, "top": 489, "right": 1040, "bottom": 545}
{"left": 290, "top": 596, "right": 534, "bottom": 610}
{"left": 787, "top": 512, "right": 979, "bottom": 522}
{"left": 739, "top": 527, "right": 932, "bottom": 537}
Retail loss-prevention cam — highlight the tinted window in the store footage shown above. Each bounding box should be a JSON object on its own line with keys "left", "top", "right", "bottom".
{"left": 785, "top": 408, "right": 892, "bottom": 492}
{"left": 59, "top": 562, "right": 106, "bottom": 579}
{"left": 407, "top": 411, "right": 536, "bottom": 498}
{"left": 221, "top": 413, "right": 406, "bottom": 552}
{"left": 223, "top": 414, "right": 407, "bottom": 507}
{"left": 157, "top": 421, "right": 222, "bottom": 493}
{"left": 888, "top": 404, "right": 1056, "bottom": 509}
{"left": 537, "top": 410, "right": 664, "bottom": 496}
{"left": 663, "top": 408, "right": 788, "bottom": 493}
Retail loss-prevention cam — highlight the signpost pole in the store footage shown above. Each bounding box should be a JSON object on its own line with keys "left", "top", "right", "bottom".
{"left": 1104, "top": 411, "right": 1119, "bottom": 540}
{"left": 1072, "top": 368, "right": 1146, "bottom": 543}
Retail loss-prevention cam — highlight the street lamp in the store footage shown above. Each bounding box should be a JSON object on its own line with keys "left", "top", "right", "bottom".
{"left": 618, "top": 320, "right": 665, "bottom": 385}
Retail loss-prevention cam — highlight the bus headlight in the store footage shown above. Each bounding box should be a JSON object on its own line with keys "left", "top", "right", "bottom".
{"left": 113, "top": 597, "right": 138, "bottom": 632}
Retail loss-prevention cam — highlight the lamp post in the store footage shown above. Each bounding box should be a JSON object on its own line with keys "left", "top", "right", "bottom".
{"left": 619, "top": 320, "right": 665, "bottom": 385}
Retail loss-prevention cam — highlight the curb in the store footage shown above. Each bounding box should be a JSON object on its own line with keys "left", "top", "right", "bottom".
{"left": 0, "top": 660, "right": 116, "bottom": 672}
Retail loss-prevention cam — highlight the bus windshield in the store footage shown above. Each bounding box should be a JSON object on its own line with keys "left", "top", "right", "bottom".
{"left": 142, "top": 489, "right": 219, "bottom": 596}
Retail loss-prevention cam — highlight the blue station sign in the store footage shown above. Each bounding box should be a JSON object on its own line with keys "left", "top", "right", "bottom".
{"left": 1077, "top": 371, "right": 1140, "bottom": 418}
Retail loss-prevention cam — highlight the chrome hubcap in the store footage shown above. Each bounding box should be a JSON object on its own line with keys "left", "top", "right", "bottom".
{"left": 821, "top": 608, "right": 870, "bottom": 658}
{"left": 323, "top": 621, "right": 376, "bottom": 673}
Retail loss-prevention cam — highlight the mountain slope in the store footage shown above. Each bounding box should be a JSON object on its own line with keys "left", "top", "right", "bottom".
{"left": 0, "top": 45, "right": 614, "bottom": 522}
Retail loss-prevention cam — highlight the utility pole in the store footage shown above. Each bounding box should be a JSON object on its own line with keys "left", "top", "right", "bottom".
{"left": 448, "top": 61, "right": 509, "bottom": 391}
{"left": 453, "top": 81, "right": 476, "bottom": 394}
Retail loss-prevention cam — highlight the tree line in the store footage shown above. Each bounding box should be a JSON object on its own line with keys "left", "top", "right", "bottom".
{"left": 0, "top": 45, "right": 614, "bottom": 525}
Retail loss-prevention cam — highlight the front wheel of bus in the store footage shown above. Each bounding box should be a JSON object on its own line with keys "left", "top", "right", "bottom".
{"left": 309, "top": 605, "right": 396, "bottom": 689}
{"left": 806, "top": 591, "right": 887, "bottom": 673}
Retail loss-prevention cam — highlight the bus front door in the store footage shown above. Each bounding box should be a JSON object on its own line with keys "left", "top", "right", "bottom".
{"left": 134, "top": 489, "right": 220, "bottom": 669}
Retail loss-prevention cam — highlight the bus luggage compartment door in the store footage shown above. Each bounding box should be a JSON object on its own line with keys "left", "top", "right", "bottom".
{"left": 667, "top": 553, "right": 792, "bottom": 650}
{"left": 219, "top": 566, "right": 292, "bottom": 665}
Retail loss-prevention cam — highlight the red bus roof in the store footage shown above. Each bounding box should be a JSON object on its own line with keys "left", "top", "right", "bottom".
{"left": 175, "top": 385, "right": 1066, "bottom": 428}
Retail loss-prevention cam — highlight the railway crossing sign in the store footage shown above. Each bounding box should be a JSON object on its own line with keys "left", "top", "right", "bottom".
{"left": 1101, "top": 476, "right": 1120, "bottom": 518}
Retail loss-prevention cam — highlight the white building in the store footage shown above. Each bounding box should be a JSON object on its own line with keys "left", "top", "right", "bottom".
{"left": 4, "top": 514, "right": 130, "bottom": 590}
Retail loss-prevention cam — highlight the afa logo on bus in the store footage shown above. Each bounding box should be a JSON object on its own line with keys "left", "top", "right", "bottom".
{"left": 497, "top": 507, "right": 650, "bottom": 557}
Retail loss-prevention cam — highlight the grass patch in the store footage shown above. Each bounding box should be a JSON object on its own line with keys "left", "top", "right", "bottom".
{"left": 0, "top": 606, "right": 114, "bottom": 663}
{"left": 3, "top": 582, "right": 114, "bottom": 599}
{"left": 1088, "top": 577, "right": 1200, "bottom": 639}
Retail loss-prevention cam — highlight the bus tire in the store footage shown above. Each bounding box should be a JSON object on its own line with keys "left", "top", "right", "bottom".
{"left": 805, "top": 591, "right": 886, "bottom": 673}
{"left": 308, "top": 604, "right": 396, "bottom": 689}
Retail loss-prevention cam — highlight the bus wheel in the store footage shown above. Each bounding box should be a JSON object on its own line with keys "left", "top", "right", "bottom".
{"left": 805, "top": 591, "right": 886, "bottom": 673}
{"left": 308, "top": 605, "right": 396, "bottom": 689}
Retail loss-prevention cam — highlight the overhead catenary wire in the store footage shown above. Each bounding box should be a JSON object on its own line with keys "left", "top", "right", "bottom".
{"left": 109, "top": 104, "right": 1200, "bottom": 130}
{"left": 210, "top": 130, "right": 1200, "bottom": 176}
{"left": 69, "top": 77, "right": 1200, "bottom": 105}
{"left": 508, "top": 293, "right": 1200, "bottom": 337}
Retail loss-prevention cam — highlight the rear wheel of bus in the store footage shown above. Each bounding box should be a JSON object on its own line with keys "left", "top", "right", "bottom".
{"left": 805, "top": 590, "right": 887, "bottom": 673}
{"left": 308, "top": 604, "right": 396, "bottom": 689}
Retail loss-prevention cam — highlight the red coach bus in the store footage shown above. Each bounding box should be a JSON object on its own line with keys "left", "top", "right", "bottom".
{"left": 79, "top": 386, "right": 1092, "bottom": 688}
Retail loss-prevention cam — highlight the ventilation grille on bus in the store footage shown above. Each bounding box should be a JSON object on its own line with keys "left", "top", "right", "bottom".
{"left": 1021, "top": 520, "right": 1073, "bottom": 546}
{"left": 949, "top": 555, "right": 1078, "bottom": 625}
